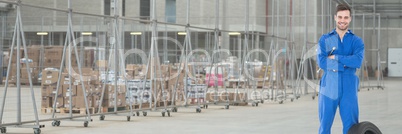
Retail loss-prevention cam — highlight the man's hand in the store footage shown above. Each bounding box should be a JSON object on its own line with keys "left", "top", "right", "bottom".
{"left": 328, "top": 55, "right": 335, "bottom": 59}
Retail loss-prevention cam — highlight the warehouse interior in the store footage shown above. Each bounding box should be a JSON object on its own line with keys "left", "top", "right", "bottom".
{"left": 0, "top": 0, "right": 401, "bottom": 134}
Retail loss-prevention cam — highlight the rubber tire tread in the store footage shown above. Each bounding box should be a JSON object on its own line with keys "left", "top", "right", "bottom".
{"left": 347, "top": 121, "right": 382, "bottom": 134}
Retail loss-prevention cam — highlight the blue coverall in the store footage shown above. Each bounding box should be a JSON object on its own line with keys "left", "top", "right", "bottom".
{"left": 317, "top": 29, "right": 364, "bottom": 134}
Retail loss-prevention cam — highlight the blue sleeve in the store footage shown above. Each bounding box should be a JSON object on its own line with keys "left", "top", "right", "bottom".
{"left": 317, "top": 36, "right": 345, "bottom": 72}
{"left": 335, "top": 38, "right": 364, "bottom": 69}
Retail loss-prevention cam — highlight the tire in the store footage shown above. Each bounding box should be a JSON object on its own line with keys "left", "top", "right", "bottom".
{"left": 84, "top": 121, "right": 89, "bottom": 127}
{"left": 34, "top": 128, "right": 41, "bottom": 134}
{"left": 347, "top": 121, "right": 382, "bottom": 134}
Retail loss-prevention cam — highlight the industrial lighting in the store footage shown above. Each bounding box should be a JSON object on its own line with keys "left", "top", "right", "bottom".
{"left": 228, "top": 32, "right": 241, "bottom": 35}
{"left": 81, "top": 32, "right": 93, "bottom": 36}
{"left": 177, "top": 32, "right": 186, "bottom": 35}
{"left": 130, "top": 32, "right": 142, "bottom": 35}
{"left": 36, "top": 32, "right": 48, "bottom": 36}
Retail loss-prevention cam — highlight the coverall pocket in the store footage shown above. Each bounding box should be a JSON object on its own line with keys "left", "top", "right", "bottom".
{"left": 319, "top": 73, "right": 327, "bottom": 87}
{"left": 320, "top": 72, "right": 339, "bottom": 100}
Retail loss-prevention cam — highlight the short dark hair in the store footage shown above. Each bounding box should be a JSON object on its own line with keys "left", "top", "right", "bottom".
{"left": 336, "top": 4, "right": 351, "bottom": 16}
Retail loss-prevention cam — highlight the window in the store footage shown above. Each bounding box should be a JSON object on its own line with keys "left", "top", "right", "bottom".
{"left": 140, "top": 0, "right": 150, "bottom": 20}
{"left": 122, "top": 0, "right": 125, "bottom": 16}
{"left": 165, "top": 0, "right": 176, "bottom": 23}
{"left": 104, "top": 0, "right": 110, "bottom": 15}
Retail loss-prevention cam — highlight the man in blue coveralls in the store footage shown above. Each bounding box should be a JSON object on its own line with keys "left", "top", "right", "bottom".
{"left": 317, "top": 4, "right": 364, "bottom": 134}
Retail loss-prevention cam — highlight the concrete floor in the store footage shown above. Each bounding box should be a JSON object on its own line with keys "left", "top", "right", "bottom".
{"left": 1, "top": 78, "right": 401, "bottom": 134}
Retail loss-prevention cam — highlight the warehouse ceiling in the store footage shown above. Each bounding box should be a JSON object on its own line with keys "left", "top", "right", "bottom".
{"left": 343, "top": 0, "right": 402, "bottom": 18}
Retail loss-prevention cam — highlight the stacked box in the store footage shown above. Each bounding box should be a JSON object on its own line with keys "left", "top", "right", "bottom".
{"left": 66, "top": 68, "right": 97, "bottom": 108}
{"left": 21, "top": 65, "right": 39, "bottom": 84}
{"left": 26, "top": 45, "right": 41, "bottom": 63}
{"left": 103, "top": 94, "right": 126, "bottom": 108}
{"left": 160, "top": 64, "right": 171, "bottom": 80}
{"left": 125, "top": 64, "right": 136, "bottom": 78}
{"left": 41, "top": 83, "right": 63, "bottom": 108}
{"left": 43, "top": 46, "right": 63, "bottom": 68}
{"left": 168, "top": 64, "right": 185, "bottom": 90}
{"left": 63, "top": 84, "right": 95, "bottom": 108}
{"left": 64, "top": 96, "right": 76, "bottom": 108}
{"left": 40, "top": 68, "right": 102, "bottom": 109}
{"left": 6, "top": 46, "right": 42, "bottom": 85}
{"left": 42, "top": 96, "right": 64, "bottom": 109}
{"left": 96, "top": 60, "right": 108, "bottom": 70}
{"left": 41, "top": 70, "right": 59, "bottom": 86}
{"left": 6, "top": 64, "right": 18, "bottom": 84}
{"left": 102, "top": 84, "right": 126, "bottom": 107}
{"left": 53, "top": 97, "right": 64, "bottom": 108}
{"left": 38, "top": 46, "right": 101, "bottom": 110}
{"left": 75, "top": 96, "right": 93, "bottom": 108}
{"left": 63, "top": 84, "right": 77, "bottom": 97}
{"left": 93, "top": 95, "right": 103, "bottom": 108}
{"left": 41, "top": 96, "right": 52, "bottom": 108}
{"left": 76, "top": 83, "right": 93, "bottom": 97}
{"left": 9, "top": 48, "right": 23, "bottom": 64}
{"left": 62, "top": 68, "right": 94, "bottom": 85}
{"left": 69, "top": 49, "right": 95, "bottom": 68}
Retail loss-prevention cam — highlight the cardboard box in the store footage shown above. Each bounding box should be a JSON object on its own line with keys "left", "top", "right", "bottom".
{"left": 104, "top": 93, "right": 126, "bottom": 107}
{"left": 91, "top": 85, "right": 103, "bottom": 96}
{"left": 93, "top": 95, "right": 102, "bottom": 108}
{"left": 41, "top": 70, "right": 59, "bottom": 86}
{"left": 64, "top": 96, "right": 76, "bottom": 108}
{"left": 46, "top": 84, "right": 63, "bottom": 98}
{"left": 59, "top": 73, "right": 71, "bottom": 85}
{"left": 9, "top": 48, "right": 23, "bottom": 63}
{"left": 54, "top": 97, "right": 64, "bottom": 108}
{"left": 43, "top": 59, "right": 62, "bottom": 68}
{"left": 41, "top": 86, "right": 50, "bottom": 97}
{"left": 40, "top": 96, "right": 63, "bottom": 108}
{"left": 126, "top": 64, "right": 136, "bottom": 70}
{"left": 89, "top": 71, "right": 100, "bottom": 85}
{"left": 103, "top": 84, "right": 126, "bottom": 99}
{"left": 69, "top": 49, "right": 94, "bottom": 68}
{"left": 41, "top": 96, "right": 52, "bottom": 108}
{"left": 44, "top": 46, "right": 63, "bottom": 58}
{"left": 43, "top": 46, "right": 63, "bottom": 68}
{"left": 96, "top": 60, "right": 108, "bottom": 68}
{"left": 168, "top": 72, "right": 184, "bottom": 86}
{"left": 21, "top": 62, "right": 38, "bottom": 68}
{"left": 76, "top": 83, "right": 92, "bottom": 97}
{"left": 63, "top": 68, "right": 93, "bottom": 84}
{"left": 27, "top": 45, "right": 41, "bottom": 63}
{"left": 63, "top": 84, "right": 77, "bottom": 97}
{"left": 75, "top": 96, "right": 93, "bottom": 108}
{"left": 8, "top": 64, "right": 18, "bottom": 78}
{"left": 21, "top": 67, "right": 39, "bottom": 79}
{"left": 20, "top": 78, "right": 39, "bottom": 85}
{"left": 117, "top": 93, "right": 126, "bottom": 106}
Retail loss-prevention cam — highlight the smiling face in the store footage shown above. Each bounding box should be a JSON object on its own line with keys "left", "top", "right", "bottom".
{"left": 334, "top": 10, "right": 351, "bottom": 31}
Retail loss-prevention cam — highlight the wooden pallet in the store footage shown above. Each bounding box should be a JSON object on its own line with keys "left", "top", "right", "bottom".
{"left": 230, "top": 102, "right": 248, "bottom": 106}
{"left": 41, "top": 107, "right": 95, "bottom": 115}
{"left": 101, "top": 106, "right": 127, "bottom": 113}
{"left": 62, "top": 107, "right": 96, "bottom": 114}
{"left": 156, "top": 101, "right": 172, "bottom": 107}
{"left": 6, "top": 82, "right": 40, "bottom": 87}
{"left": 41, "top": 107, "right": 59, "bottom": 114}
{"left": 132, "top": 103, "right": 151, "bottom": 109}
